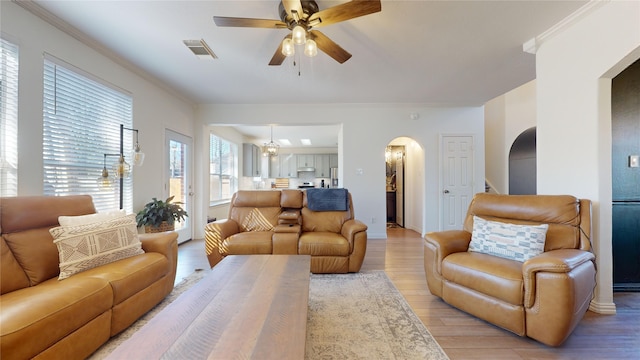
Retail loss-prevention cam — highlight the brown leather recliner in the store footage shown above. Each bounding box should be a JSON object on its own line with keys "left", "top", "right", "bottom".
{"left": 423, "top": 193, "right": 596, "bottom": 346}
{"left": 0, "top": 195, "right": 178, "bottom": 360}
{"left": 204, "top": 189, "right": 368, "bottom": 273}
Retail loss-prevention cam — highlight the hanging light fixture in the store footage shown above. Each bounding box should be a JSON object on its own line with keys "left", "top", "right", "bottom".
{"left": 262, "top": 126, "right": 280, "bottom": 158}
{"left": 281, "top": 23, "right": 317, "bottom": 59}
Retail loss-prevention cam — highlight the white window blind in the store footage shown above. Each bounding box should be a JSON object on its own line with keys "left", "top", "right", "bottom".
{"left": 43, "top": 55, "right": 133, "bottom": 212}
{"left": 0, "top": 38, "right": 19, "bottom": 197}
{"left": 210, "top": 133, "right": 238, "bottom": 203}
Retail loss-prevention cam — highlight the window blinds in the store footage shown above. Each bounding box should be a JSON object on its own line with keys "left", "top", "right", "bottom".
{"left": 0, "top": 38, "right": 19, "bottom": 196}
{"left": 43, "top": 55, "right": 133, "bottom": 212}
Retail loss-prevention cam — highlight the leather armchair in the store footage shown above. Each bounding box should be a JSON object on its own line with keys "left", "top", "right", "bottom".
{"left": 423, "top": 193, "right": 596, "bottom": 346}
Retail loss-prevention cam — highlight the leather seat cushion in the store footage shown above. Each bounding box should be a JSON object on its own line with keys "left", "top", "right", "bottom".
{"left": 0, "top": 276, "right": 112, "bottom": 357}
{"left": 442, "top": 252, "right": 524, "bottom": 305}
{"left": 223, "top": 231, "right": 273, "bottom": 255}
{"left": 299, "top": 232, "right": 349, "bottom": 256}
{"left": 79, "top": 253, "right": 168, "bottom": 305}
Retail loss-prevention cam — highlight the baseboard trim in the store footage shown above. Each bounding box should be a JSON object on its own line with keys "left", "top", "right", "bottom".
{"left": 589, "top": 300, "right": 617, "bottom": 315}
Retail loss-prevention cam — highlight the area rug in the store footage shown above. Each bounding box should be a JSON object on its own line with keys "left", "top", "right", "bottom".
{"left": 306, "top": 271, "right": 448, "bottom": 360}
{"left": 90, "top": 270, "right": 448, "bottom": 360}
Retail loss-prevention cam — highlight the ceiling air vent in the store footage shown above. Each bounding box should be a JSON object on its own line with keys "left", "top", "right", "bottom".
{"left": 183, "top": 39, "right": 218, "bottom": 59}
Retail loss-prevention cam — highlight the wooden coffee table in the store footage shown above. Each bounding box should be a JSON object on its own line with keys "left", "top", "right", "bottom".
{"left": 106, "top": 255, "right": 311, "bottom": 359}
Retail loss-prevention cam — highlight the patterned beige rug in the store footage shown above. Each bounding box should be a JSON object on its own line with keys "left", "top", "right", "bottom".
{"left": 90, "top": 269, "right": 448, "bottom": 360}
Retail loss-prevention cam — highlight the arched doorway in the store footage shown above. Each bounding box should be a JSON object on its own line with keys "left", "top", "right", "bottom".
{"left": 509, "top": 127, "right": 537, "bottom": 195}
{"left": 385, "top": 144, "right": 405, "bottom": 228}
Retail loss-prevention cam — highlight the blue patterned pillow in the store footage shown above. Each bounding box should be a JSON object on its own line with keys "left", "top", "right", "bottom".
{"left": 469, "top": 216, "right": 548, "bottom": 262}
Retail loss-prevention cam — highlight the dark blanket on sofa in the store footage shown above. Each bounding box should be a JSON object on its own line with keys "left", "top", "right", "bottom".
{"left": 306, "top": 188, "right": 349, "bottom": 211}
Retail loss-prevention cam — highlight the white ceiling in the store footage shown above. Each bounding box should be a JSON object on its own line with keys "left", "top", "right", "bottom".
{"left": 22, "top": 0, "right": 588, "bottom": 147}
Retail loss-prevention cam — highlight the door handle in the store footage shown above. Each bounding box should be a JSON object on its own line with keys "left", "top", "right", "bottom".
{"left": 443, "top": 189, "right": 450, "bottom": 194}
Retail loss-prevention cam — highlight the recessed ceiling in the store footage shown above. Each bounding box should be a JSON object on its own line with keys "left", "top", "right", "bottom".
{"left": 23, "top": 0, "right": 589, "bottom": 105}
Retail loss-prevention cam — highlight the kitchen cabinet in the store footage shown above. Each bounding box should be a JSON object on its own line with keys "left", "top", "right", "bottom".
{"left": 314, "top": 154, "right": 330, "bottom": 177}
{"left": 297, "top": 154, "right": 315, "bottom": 169}
{"left": 329, "top": 154, "right": 338, "bottom": 168}
{"left": 268, "top": 156, "right": 280, "bottom": 178}
{"left": 242, "top": 143, "right": 261, "bottom": 177}
{"left": 280, "top": 153, "right": 298, "bottom": 178}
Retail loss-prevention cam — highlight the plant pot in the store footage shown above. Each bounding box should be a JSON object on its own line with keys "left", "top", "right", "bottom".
{"left": 145, "top": 221, "right": 175, "bottom": 233}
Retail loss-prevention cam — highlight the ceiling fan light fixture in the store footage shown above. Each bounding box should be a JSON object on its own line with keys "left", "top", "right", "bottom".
{"left": 304, "top": 39, "right": 317, "bottom": 57}
{"left": 291, "top": 25, "right": 306, "bottom": 45}
{"left": 282, "top": 38, "right": 295, "bottom": 57}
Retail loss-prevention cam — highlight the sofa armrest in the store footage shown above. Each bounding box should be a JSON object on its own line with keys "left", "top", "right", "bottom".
{"left": 423, "top": 230, "right": 470, "bottom": 298}
{"left": 204, "top": 219, "right": 239, "bottom": 267}
{"left": 139, "top": 231, "right": 178, "bottom": 294}
{"left": 340, "top": 219, "right": 368, "bottom": 246}
{"left": 522, "top": 249, "right": 596, "bottom": 308}
{"left": 424, "top": 230, "right": 471, "bottom": 271}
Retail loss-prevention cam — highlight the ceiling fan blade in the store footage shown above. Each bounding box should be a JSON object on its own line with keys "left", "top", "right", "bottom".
{"left": 310, "top": 30, "right": 352, "bottom": 64}
{"left": 269, "top": 35, "right": 292, "bottom": 66}
{"left": 308, "top": 0, "right": 381, "bottom": 28}
{"left": 282, "top": 0, "right": 304, "bottom": 20}
{"left": 213, "top": 16, "right": 287, "bottom": 29}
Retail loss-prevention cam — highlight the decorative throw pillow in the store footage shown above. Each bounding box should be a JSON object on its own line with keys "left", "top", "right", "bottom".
{"left": 469, "top": 216, "right": 548, "bottom": 262}
{"left": 241, "top": 208, "right": 275, "bottom": 232}
{"left": 50, "top": 213, "right": 144, "bottom": 280}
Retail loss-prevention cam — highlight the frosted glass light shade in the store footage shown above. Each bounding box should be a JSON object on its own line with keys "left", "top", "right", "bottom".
{"left": 292, "top": 25, "right": 306, "bottom": 45}
{"left": 282, "top": 38, "right": 295, "bottom": 57}
{"left": 304, "top": 39, "right": 317, "bottom": 57}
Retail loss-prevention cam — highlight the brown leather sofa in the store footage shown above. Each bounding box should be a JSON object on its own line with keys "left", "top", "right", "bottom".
{"left": 424, "top": 193, "right": 596, "bottom": 346}
{"left": 204, "top": 189, "right": 368, "bottom": 273}
{"left": 0, "top": 195, "right": 178, "bottom": 360}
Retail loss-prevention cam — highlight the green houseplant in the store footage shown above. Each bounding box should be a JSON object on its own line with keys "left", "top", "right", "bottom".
{"left": 136, "top": 196, "right": 188, "bottom": 233}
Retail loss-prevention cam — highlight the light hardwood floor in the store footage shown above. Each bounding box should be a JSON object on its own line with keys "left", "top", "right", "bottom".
{"left": 175, "top": 228, "right": 640, "bottom": 360}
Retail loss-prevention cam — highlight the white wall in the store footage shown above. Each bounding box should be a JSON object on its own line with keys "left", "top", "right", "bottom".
{"left": 2, "top": 3, "right": 199, "bottom": 232}
{"left": 197, "top": 104, "right": 485, "bottom": 238}
{"left": 485, "top": 80, "right": 537, "bottom": 194}
{"left": 536, "top": 0, "right": 640, "bottom": 313}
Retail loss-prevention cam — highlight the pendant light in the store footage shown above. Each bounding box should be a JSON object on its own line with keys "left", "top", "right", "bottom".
{"left": 262, "top": 126, "right": 279, "bottom": 157}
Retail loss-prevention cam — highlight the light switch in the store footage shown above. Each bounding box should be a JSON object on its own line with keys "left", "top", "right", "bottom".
{"left": 356, "top": 168, "right": 364, "bottom": 175}
{"left": 630, "top": 155, "right": 640, "bottom": 168}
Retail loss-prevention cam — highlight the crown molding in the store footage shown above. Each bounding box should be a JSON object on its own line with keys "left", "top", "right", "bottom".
{"left": 13, "top": 0, "right": 195, "bottom": 107}
{"left": 523, "top": 0, "right": 610, "bottom": 54}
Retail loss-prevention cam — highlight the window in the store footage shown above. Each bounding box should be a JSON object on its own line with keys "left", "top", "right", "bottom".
{"left": 210, "top": 133, "right": 237, "bottom": 204}
{"left": 0, "top": 38, "right": 19, "bottom": 196}
{"left": 43, "top": 55, "right": 133, "bottom": 212}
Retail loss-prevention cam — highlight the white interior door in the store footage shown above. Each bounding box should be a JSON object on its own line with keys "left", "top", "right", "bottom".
{"left": 441, "top": 135, "right": 474, "bottom": 231}
{"left": 166, "top": 130, "right": 192, "bottom": 244}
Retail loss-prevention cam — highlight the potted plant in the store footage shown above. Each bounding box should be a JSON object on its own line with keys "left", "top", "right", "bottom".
{"left": 136, "top": 196, "right": 188, "bottom": 233}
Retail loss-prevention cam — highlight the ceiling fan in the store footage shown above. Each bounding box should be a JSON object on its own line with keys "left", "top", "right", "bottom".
{"left": 213, "top": 0, "right": 381, "bottom": 65}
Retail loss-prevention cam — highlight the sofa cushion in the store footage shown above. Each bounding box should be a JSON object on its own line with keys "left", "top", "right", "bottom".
{"left": 469, "top": 216, "right": 548, "bottom": 262}
{"left": 301, "top": 208, "right": 349, "bottom": 233}
{"left": 299, "top": 232, "right": 350, "bottom": 256}
{"left": 0, "top": 275, "right": 112, "bottom": 360}
{"left": 443, "top": 251, "right": 524, "bottom": 305}
{"left": 223, "top": 231, "right": 273, "bottom": 255}
{"left": 50, "top": 214, "right": 144, "bottom": 280}
{"left": 81, "top": 252, "right": 168, "bottom": 305}
{"left": 241, "top": 208, "right": 276, "bottom": 232}
{"left": 3, "top": 228, "right": 61, "bottom": 286}
{"left": 1, "top": 237, "right": 30, "bottom": 294}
